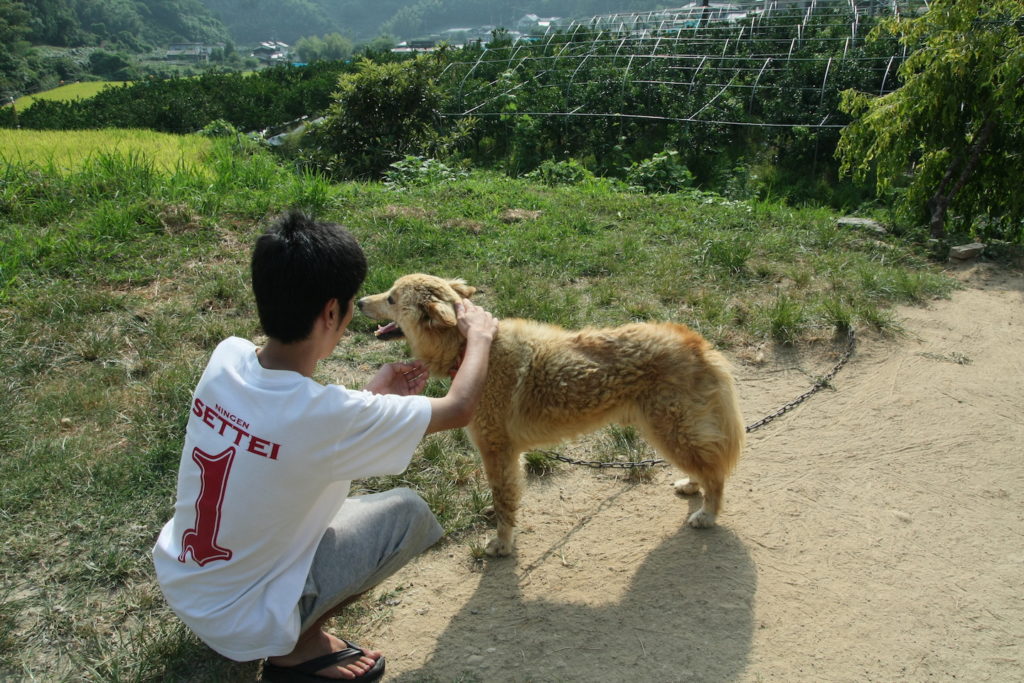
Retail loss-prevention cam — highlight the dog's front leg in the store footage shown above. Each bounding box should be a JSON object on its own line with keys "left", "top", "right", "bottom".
{"left": 476, "top": 440, "right": 522, "bottom": 557}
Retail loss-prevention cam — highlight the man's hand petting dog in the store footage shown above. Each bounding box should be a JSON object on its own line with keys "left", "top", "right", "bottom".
{"left": 455, "top": 299, "right": 498, "bottom": 343}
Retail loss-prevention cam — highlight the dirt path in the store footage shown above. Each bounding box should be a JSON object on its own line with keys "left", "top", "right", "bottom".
{"left": 363, "top": 264, "right": 1024, "bottom": 682}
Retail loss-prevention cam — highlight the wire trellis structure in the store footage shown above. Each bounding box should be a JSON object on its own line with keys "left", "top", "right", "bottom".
{"left": 438, "top": 0, "right": 930, "bottom": 130}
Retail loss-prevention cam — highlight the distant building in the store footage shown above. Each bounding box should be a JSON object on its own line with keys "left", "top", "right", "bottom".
{"left": 439, "top": 28, "right": 475, "bottom": 45}
{"left": 392, "top": 38, "right": 440, "bottom": 53}
{"left": 251, "top": 41, "right": 291, "bottom": 64}
{"left": 165, "top": 43, "right": 224, "bottom": 61}
{"left": 515, "top": 13, "right": 562, "bottom": 34}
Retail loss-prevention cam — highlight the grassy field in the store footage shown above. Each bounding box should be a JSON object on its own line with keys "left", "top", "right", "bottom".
{"left": 9, "top": 81, "right": 130, "bottom": 110}
{"left": 0, "top": 128, "right": 213, "bottom": 173}
{"left": 0, "top": 131, "right": 956, "bottom": 680}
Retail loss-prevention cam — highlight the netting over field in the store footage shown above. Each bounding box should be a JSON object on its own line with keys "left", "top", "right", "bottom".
{"left": 439, "top": 0, "right": 929, "bottom": 129}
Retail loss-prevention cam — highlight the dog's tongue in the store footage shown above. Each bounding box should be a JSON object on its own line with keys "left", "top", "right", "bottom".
{"left": 374, "top": 322, "right": 401, "bottom": 339}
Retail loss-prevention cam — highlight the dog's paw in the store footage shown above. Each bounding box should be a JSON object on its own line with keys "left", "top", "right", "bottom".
{"left": 687, "top": 508, "right": 717, "bottom": 528}
{"left": 485, "top": 536, "right": 514, "bottom": 557}
{"left": 673, "top": 478, "right": 701, "bottom": 496}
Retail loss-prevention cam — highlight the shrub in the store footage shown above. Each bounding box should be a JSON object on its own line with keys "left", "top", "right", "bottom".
{"left": 197, "top": 119, "right": 240, "bottom": 138}
{"left": 526, "top": 159, "right": 594, "bottom": 186}
{"left": 625, "top": 150, "right": 694, "bottom": 194}
{"left": 383, "top": 156, "right": 466, "bottom": 189}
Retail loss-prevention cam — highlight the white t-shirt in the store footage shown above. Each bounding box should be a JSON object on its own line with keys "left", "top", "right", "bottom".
{"left": 152, "top": 337, "right": 431, "bottom": 661}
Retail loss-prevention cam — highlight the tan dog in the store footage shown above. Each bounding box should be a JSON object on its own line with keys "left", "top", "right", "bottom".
{"left": 358, "top": 274, "right": 744, "bottom": 556}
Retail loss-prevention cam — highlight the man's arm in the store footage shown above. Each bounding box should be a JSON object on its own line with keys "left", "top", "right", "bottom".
{"left": 425, "top": 299, "right": 497, "bottom": 434}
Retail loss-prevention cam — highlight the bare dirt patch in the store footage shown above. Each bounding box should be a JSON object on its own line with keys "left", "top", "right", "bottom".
{"left": 499, "top": 209, "right": 543, "bottom": 223}
{"left": 379, "top": 205, "right": 436, "bottom": 221}
{"left": 356, "top": 263, "right": 1024, "bottom": 682}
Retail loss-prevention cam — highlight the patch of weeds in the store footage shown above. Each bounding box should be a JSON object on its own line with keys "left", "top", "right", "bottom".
{"left": 766, "top": 294, "right": 806, "bottom": 345}
{"left": 198, "top": 267, "right": 248, "bottom": 311}
{"left": 468, "top": 485, "right": 493, "bottom": 520}
{"left": 625, "top": 300, "right": 660, "bottom": 322}
{"left": 420, "top": 435, "right": 477, "bottom": 486}
{"left": 72, "top": 325, "right": 122, "bottom": 362}
{"left": 423, "top": 378, "right": 450, "bottom": 399}
{"left": 524, "top": 451, "right": 559, "bottom": 476}
{"left": 605, "top": 425, "right": 643, "bottom": 454}
{"left": 856, "top": 301, "right": 900, "bottom": 334}
{"left": 0, "top": 589, "right": 22, "bottom": 668}
{"left": 752, "top": 262, "right": 777, "bottom": 280}
{"left": 821, "top": 296, "right": 854, "bottom": 332}
{"left": 684, "top": 289, "right": 734, "bottom": 346}
{"left": 697, "top": 237, "right": 752, "bottom": 275}
{"left": 893, "top": 268, "right": 948, "bottom": 303}
{"left": 384, "top": 156, "right": 467, "bottom": 189}
{"left": 290, "top": 170, "right": 336, "bottom": 216}
{"left": 467, "top": 541, "right": 488, "bottom": 564}
{"left": 856, "top": 262, "right": 942, "bottom": 305}
{"left": 597, "top": 425, "right": 660, "bottom": 483}
{"left": 525, "top": 158, "right": 594, "bottom": 186}
{"left": 623, "top": 463, "right": 658, "bottom": 484}
{"left": 786, "top": 266, "right": 813, "bottom": 289}
{"left": 122, "top": 619, "right": 256, "bottom": 682}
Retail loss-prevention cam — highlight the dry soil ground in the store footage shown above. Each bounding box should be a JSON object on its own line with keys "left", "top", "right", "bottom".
{"left": 358, "top": 263, "right": 1023, "bottom": 682}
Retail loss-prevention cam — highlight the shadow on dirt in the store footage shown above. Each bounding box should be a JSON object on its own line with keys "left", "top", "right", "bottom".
{"left": 389, "top": 518, "right": 756, "bottom": 682}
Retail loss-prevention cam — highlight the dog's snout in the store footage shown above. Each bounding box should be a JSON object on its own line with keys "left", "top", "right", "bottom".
{"left": 356, "top": 298, "right": 365, "bottom": 310}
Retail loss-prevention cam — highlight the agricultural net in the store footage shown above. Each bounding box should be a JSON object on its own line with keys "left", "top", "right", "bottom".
{"left": 439, "top": 0, "right": 930, "bottom": 129}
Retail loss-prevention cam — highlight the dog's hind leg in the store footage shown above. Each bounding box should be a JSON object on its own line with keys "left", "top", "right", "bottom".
{"left": 673, "top": 477, "right": 702, "bottom": 495}
{"left": 641, "top": 425, "right": 735, "bottom": 529}
{"left": 682, "top": 468, "right": 724, "bottom": 528}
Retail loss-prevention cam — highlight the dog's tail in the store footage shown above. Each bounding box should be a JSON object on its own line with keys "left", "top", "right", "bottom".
{"left": 706, "top": 349, "right": 745, "bottom": 475}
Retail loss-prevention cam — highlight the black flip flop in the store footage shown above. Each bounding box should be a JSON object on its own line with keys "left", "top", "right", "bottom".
{"left": 262, "top": 643, "right": 386, "bottom": 682}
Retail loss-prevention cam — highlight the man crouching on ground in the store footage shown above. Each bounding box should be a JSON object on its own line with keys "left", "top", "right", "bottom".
{"left": 152, "top": 209, "right": 497, "bottom": 681}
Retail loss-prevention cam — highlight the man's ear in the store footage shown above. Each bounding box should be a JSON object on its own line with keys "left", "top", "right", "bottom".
{"left": 422, "top": 297, "right": 458, "bottom": 327}
{"left": 448, "top": 279, "right": 476, "bottom": 299}
{"left": 321, "top": 298, "right": 340, "bottom": 327}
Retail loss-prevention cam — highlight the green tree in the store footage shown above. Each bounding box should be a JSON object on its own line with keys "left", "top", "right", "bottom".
{"left": 0, "top": 0, "right": 32, "bottom": 98}
{"left": 302, "top": 55, "right": 451, "bottom": 178}
{"left": 0, "top": 0, "right": 30, "bottom": 47}
{"left": 296, "top": 35, "right": 325, "bottom": 62}
{"left": 24, "top": 0, "right": 83, "bottom": 45}
{"left": 296, "top": 33, "right": 351, "bottom": 63}
{"left": 88, "top": 50, "right": 135, "bottom": 80}
{"left": 837, "top": 0, "right": 1024, "bottom": 240}
{"left": 321, "top": 32, "right": 353, "bottom": 61}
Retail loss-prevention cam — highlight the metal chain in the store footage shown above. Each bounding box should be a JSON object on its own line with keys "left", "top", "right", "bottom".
{"left": 538, "top": 328, "right": 857, "bottom": 470}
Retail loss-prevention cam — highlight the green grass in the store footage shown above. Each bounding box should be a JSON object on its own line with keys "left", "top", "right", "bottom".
{"left": 0, "top": 140, "right": 958, "bottom": 680}
{"left": 0, "top": 128, "right": 212, "bottom": 173}
{"left": 9, "top": 81, "right": 130, "bottom": 109}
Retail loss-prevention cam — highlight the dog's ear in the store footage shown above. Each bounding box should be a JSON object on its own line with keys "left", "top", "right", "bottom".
{"left": 422, "top": 297, "right": 458, "bottom": 328}
{"left": 448, "top": 279, "right": 476, "bottom": 299}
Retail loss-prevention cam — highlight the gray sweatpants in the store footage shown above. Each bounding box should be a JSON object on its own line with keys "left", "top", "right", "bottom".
{"left": 298, "top": 487, "right": 444, "bottom": 632}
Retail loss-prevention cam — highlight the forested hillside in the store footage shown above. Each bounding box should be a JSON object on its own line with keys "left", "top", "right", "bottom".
{"left": 3, "top": 0, "right": 650, "bottom": 100}
{"left": 0, "top": 0, "right": 230, "bottom": 99}
{"left": 200, "top": 0, "right": 669, "bottom": 45}
{"left": 375, "top": 0, "right": 660, "bottom": 41}
{"left": 16, "top": 0, "right": 227, "bottom": 48}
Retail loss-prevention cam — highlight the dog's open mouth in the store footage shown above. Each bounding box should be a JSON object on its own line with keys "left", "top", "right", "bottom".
{"left": 374, "top": 321, "right": 405, "bottom": 341}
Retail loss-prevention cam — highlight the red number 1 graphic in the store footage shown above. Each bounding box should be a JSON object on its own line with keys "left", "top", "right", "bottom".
{"left": 178, "top": 446, "right": 236, "bottom": 566}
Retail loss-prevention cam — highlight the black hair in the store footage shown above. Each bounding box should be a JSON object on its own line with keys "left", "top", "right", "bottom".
{"left": 250, "top": 210, "right": 367, "bottom": 343}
